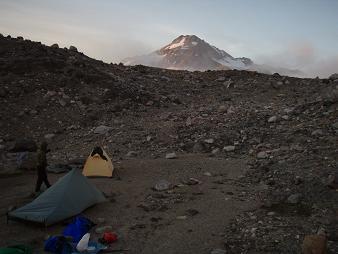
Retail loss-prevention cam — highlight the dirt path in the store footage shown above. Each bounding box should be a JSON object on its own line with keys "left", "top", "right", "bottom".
{"left": 0, "top": 154, "right": 258, "bottom": 253}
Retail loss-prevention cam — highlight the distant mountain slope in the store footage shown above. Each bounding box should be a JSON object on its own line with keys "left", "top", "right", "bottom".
{"left": 123, "top": 35, "right": 253, "bottom": 71}
{"left": 123, "top": 35, "right": 304, "bottom": 76}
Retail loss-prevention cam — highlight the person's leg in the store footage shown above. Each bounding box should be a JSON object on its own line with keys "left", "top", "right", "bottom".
{"left": 42, "top": 170, "right": 51, "bottom": 188}
{"left": 35, "top": 174, "right": 43, "bottom": 192}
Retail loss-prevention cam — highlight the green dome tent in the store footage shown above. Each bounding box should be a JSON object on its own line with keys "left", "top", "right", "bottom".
{"left": 8, "top": 169, "right": 106, "bottom": 226}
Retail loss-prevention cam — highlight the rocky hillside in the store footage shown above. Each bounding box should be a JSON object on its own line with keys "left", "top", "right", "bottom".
{"left": 1, "top": 34, "right": 338, "bottom": 253}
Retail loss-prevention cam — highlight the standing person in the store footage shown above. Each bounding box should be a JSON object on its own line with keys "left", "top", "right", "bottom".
{"left": 35, "top": 141, "right": 51, "bottom": 193}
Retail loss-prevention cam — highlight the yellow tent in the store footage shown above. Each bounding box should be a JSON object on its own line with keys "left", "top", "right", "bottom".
{"left": 82, "top": 147, "right": 114, "bottom": 177}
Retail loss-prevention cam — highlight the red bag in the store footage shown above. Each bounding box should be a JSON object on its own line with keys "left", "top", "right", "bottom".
{"left": 103, "top": 232, "right": 118, "bottom": 243}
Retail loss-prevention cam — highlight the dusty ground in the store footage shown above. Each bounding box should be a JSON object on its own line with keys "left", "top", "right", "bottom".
{"left": 0, "top": 154, "right": 257, "bottom": 254}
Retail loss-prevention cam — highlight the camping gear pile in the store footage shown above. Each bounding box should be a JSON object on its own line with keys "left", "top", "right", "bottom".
{"left": 0, "top": 147, "right": 117, "bottom": 254}
{"left": 5, "top": 147, "right": 116, "bottom": 253}
{"left": 44, "top": 216, "right": 118, "bottom": 254}
{"left": 8, "top": 147, "right": 113, "bottom": 225}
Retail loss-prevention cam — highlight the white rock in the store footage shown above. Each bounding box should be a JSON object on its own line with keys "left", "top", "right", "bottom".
{"left": 211, "top": 148, "right": 220, "bottom": 155}
{"left": 204, "top": 138, "right": 214, "bottom": 144}
{"left": 223, "top": 145, "right": 235, "bottom": 152}
{"left": 93, "top": 125, "right": 113, "bottom": 134}
{"left": 44, "top": 133, "right": 55, "bottom": 140}
{"left": 154, "top": 180, "right": 172, "bottom": 191}
{"left": 257, "top": 151, "right": 268, "bottom": 159}
{"left": 203, "top": 172, "right": 212, "bottom": 177}
{"left": 311, "top": 129, "right": 323, "bottom": 136}
{"left": 268, "top": 116, "right": 277, "bottom": 123}
{"left": 165, "top": 152, "right": 177, "bottom": 159}
{"left": 210, "top": 249, "right": 226, "bottom": 254}
{"left": 218, "top": 105, "right": 227, "bottom": 113}
{"left": 126, "top": 151, "right": 138, "bottom": 157}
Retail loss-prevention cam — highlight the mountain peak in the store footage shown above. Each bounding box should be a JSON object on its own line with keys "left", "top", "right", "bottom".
{"left": 123, "top": 35, "right": 253, "bottom": 71}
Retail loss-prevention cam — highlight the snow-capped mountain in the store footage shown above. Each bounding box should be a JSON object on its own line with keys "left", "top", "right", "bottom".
{"left": 123, "top": 35, "right": 253, "bottom": 71}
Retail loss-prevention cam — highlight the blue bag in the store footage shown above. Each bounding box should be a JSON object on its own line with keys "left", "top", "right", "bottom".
{"left": 62, "top": 216, "right": 95, "bottom": 243}
{"left": 44, "top": 236, "right": 73, "bottom": 254}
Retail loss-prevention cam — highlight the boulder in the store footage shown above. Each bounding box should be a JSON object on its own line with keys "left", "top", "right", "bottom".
{"left": 193, "top": 142, "right": 207, "bottom": 153}
{"left": 69, "top": 45, "right": 78, "bottom": 52}
{"left": 44, "top": 133, "right": 56, "bottom": 141}
{"left": 311, "top": 129, "right": 323, "bottom": 136}
{"left": 126, "top": 151, "right": 138, "bottom": 157}
{"left": 93, "top": 125, "right": 113, "bottom": 135}
{"left": 223, "top": 145, "right": 235, "bottom": 152}
{"left": 286, "top": 193, "right": 302, "bottom": 204}
{"left": 204, "top": 138, "right": 215, "bottom": 144}
{"left": 302, "top": 235, "right": 327, "bottom": 254}
{"left": 327, "top": 172, "right": 338, "bottom": 189}
{"left": 218, "top": 105, "right": 227, "bottom": 113}
{"left": 153, "top": 180, "right": 172, "bottom": 191}
{"left": 165, "top": 152, "right": 177, "bottom": 159}
{"left": 257, "top": 151, "right": 268, "bottom": 159}
{"left": 332, "top": 122, "right": 338, "bottom": 129}
{"left": 268, "top": 116, "right": 277, "bottom": 123}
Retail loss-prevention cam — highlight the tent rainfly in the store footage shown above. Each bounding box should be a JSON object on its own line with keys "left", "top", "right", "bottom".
{"left": 82, "top": 147, "right": 113, "bottom": 177}
{"left": 8, "top": 169, "right": 106, "bottom": 226}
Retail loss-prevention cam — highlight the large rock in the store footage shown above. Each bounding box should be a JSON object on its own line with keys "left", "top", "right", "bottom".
{"left": 153, "top": 180, "right": 172, "bottom": 191}
{"left": 327, "top": 172, "right": 338, "bottom": 189}
{"left": 44, "top": 133, "right": 56, "bottom": 141}
{"left": 9, "top": 139, "right": 37, "bottom": 152}
{"left": 302, "top": 234, "right": 327, "bottom": 254}
{"left": 93, "top": 125, "right": 113, "bottom": 134}
{"left": 126, "top": 151, "right": 138, "bottom": 157}
{"left": 69, "top": 45, "right": 78, "bottom": 52}
{"left": 223, "top": 145, "right": 235, "bottom": 152}
{"left": 257, "top": 151, "right": 268, "bottom": 159}
{"left": 332, "top": 122, "right": 338, "bottom": 129}
{"left": 268, "top": 116, "right": 277, "bottom": 123}
{"left": 193, "top": 142, "right": 207, "bottom": 153}
{"left": 287, "top": 193, "right": 302, "bottom": 204}
{"left": 165, "top": 152, "right": 177, "bottom": 159}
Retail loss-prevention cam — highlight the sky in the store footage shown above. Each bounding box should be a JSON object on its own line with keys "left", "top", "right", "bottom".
{"left": 0, "top": 0, "right": 337, "bottom": 77}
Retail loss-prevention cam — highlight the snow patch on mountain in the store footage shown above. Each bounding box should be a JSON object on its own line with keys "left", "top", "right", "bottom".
{"left": 165, "top": 37, "right": 186, "bottom": 50}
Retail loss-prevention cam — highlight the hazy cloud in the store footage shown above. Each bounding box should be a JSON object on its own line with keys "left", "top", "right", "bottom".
{"left": 255, "top": 41, "right": 338, "bottom": 78}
